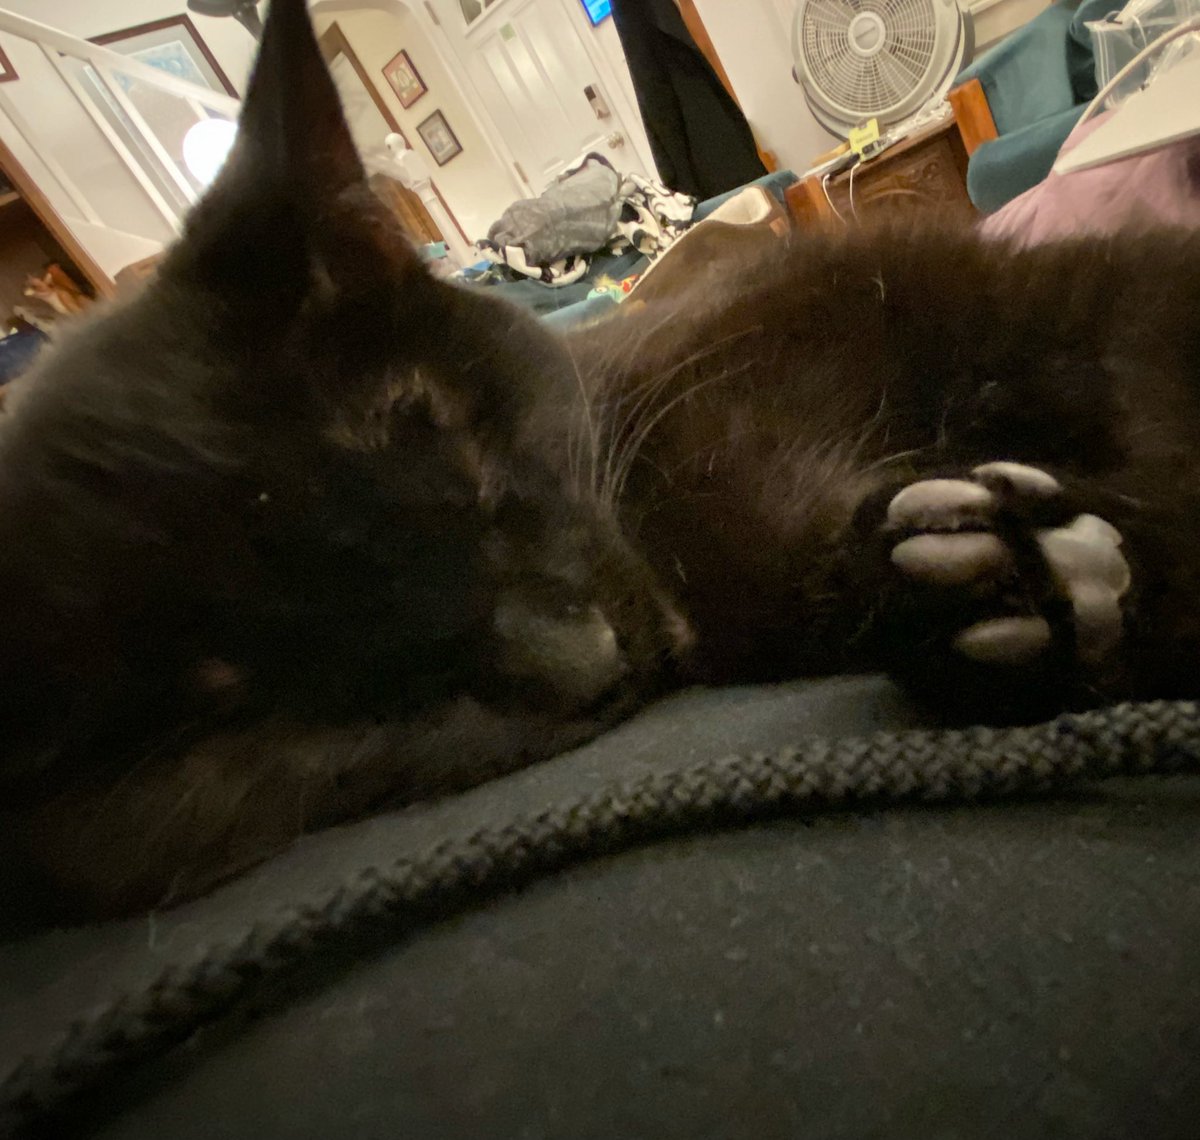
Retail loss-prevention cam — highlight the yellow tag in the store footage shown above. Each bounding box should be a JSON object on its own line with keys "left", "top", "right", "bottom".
{"left": 848, "top": 119, "right": 881, "bottom": 157}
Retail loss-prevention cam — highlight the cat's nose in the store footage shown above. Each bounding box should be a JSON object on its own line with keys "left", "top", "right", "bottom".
{"left": 661, "top": 603, "right": 696, "bottom": 660}
{"left": 493, "top": 596, "right": 628, "bottom": 708}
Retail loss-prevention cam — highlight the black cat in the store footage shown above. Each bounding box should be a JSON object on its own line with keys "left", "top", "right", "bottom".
{"left": 2, "top": 0, "right": 1198, "bottom": 917}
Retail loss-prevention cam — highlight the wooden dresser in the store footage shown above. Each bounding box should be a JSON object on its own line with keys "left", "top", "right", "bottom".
{"left": 787, "top": 114, "right": 976, "bottom": 228}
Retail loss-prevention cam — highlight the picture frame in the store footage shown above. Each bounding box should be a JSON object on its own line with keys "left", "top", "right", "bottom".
{"left": 91, "top": 16, "right": 239, "bottom": 98}
{"left": 417, "top": 110, "right": 462, "bottom": 167}
{"left": 81, "top": 16, "right": 238, "bottom": 209}
{"left": 381, "top": 48, "right": 426, "bottom": 110}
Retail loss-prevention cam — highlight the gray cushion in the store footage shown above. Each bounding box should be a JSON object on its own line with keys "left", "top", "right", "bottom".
{"left": 3, "top": 679, "right": 1200, "bottom": 1139}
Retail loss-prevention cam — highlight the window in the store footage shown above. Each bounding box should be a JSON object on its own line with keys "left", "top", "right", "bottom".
{"left": 459, "top": 0, "right": 504, "bottom": 26}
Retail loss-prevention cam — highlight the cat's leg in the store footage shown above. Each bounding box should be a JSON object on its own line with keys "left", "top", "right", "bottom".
{"left": 861, "top": 462, "right": 1138, "bottom": 721}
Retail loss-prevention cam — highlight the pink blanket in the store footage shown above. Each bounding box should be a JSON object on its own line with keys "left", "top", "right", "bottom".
{"left": 979, "top": 110, "right": 1200, "bottom": 245}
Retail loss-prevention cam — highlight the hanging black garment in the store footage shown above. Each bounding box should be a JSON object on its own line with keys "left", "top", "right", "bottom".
{"left": 608, "top": 0, "right": 768, "bottom": 200}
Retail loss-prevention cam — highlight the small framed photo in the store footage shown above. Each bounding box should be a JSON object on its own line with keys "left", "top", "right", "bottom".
{"left": 382, "top": 48, "right": 426, "bottom": 110}
{"left": 417, "top": 110, "right": 462, "bottom": 167}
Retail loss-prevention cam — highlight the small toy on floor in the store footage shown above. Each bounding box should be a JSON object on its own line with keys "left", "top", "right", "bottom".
{"left": 24, "top": 263, "right": 90, "bottom": 318}
{"left": 585, "top": 273, "right": 641, "bottom": 303}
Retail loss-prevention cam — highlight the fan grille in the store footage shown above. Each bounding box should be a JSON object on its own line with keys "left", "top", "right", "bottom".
{"left": 801, "top": 0, "right": 939, "bottom": 115}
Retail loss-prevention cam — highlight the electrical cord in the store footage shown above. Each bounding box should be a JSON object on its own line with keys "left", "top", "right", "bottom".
{"left": 821, "top": 170, "right": 846, "bottom": 222}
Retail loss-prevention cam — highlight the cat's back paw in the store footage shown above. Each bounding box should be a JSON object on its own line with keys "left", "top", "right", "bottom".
{"left": 875, "top": 462, "right": 1131, "bottom": 718}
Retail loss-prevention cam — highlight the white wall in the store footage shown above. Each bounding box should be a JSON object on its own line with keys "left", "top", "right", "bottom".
{"left": 972, "top": 0, "right": 1052, "bottom": 51}
{"left": 312, "top": 5, "right": 514, "bottom": 240}
{"left": 692, "top": 0, "right": 835, "bottom": 173}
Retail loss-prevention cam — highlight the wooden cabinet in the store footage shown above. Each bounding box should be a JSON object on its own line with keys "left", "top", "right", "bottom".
{"left": 368, "top": 173, "right": 443, "bottom": 247}
{"left": 788, "top": 116, "right": 976, "bottom": 228}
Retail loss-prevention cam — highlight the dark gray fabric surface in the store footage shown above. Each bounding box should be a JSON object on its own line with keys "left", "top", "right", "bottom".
{"left": 0, "top": 679, "right": 919, "bottom": 1057}
{"left": 97, "top": 783, "right": 1200, "bottom": 1140}
{"left": 4, "top": 677, "right": 1199, "bottom": 1138}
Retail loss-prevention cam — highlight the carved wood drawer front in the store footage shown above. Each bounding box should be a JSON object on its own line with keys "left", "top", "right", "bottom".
{"left": 827, "top": 135, "right": 974, "bottom": 223}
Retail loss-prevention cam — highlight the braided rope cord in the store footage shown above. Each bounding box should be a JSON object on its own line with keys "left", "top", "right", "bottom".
{"left": 4, "top": 699, "right": 1200, "bottom": 1135}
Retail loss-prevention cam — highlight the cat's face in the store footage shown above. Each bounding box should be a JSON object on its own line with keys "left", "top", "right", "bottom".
{"left": 0, "top": 0, "right": 685, "bottom": 917}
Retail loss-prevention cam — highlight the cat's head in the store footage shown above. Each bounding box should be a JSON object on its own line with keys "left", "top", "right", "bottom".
{"left": 0, "top": 0, "right": 686, "bottom": 917}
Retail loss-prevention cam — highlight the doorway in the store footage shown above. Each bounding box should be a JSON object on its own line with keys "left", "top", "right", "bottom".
{"left": 319, "top": 23, "right": 461, "bottom": 246}
{"left": 458, "top": 0, "right": 654, "bottom": 192}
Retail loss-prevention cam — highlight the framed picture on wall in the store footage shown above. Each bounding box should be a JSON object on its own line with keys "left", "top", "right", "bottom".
{"left": 417, "top": 110, "right": 462, "bottom": 166}
{"left": 80, "top": 16, "right": 239, "bottom": 209}
{"left": 91, "top": 16, "right": 239, "bottom": 97}
{"left": 382, "top": 49, "right": 426, "bottom": 109}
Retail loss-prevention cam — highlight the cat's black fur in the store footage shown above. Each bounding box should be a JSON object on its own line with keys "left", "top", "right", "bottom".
{"left": 2, "top": 0, "right": 1199, "bottom": 917}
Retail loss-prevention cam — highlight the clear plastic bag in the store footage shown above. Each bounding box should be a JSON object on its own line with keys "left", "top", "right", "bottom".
{"left": 1088, "top": 0, "right": 1200, "bottom": 106}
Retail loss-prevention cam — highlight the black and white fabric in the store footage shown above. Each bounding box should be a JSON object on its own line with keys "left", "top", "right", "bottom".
{"left": 479, "top": 154, "right": 696, "bottom": 287}
{"left": 611, "top": 171, "right": 695, "bottom": 258}
{"left": 480, "top": 246, "right": 593, "bottom": 288}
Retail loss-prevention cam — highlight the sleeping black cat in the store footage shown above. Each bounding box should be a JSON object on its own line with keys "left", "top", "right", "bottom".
{"left": 2, "top": 0, "right": 1199, "bottom": 918}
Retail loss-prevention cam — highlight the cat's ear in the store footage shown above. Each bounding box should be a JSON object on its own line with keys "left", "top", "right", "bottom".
{"left": 221, "top": 0, "right": 363, "bottom": 199}
{"left": 166, "top": 0, "right": 408, "bottom": 303}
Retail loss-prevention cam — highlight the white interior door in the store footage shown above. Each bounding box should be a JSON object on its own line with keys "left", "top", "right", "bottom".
{"left": 466, "top": 0, "right": 648, "bottom": 192}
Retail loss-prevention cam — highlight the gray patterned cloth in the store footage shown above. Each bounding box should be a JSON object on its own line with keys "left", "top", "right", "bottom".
{"left": 484, "top": 153, "right": 625, "bottom": 267}
{"left": 480, "top": 153, "right": 696, "bottom": 286}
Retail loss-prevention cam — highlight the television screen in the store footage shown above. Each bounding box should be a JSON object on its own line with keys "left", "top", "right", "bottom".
{"left": 581, "top": 0, "right": 611, "bottom": 25}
